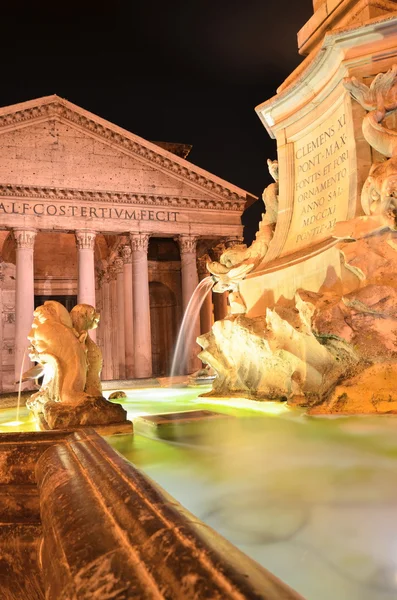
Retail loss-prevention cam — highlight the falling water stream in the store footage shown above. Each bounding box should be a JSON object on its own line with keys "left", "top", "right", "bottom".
{"left": 170, "top": 276, "right": 214, "bottom": 378}
{"left": 16, "top": 348, "right": 29, "bottom": 424}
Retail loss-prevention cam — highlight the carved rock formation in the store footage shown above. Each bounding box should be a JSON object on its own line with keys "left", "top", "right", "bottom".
{"left": 198, "top": 296, "right": 359, "bottom": 402}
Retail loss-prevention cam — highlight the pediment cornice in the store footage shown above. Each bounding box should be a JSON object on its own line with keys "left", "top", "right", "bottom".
{"left": 0, "top": 183, "right": 244, "bottom": 211}
{"left": 0, "top": 95, "right": 254, "bottom": 206}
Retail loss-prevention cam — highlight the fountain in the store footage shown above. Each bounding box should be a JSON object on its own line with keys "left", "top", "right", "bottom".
{"left": 3, "top": 5, "right": 397, "bottom": 600}
{"left": 199, "top": 60, "right": 397, "bottom": 416}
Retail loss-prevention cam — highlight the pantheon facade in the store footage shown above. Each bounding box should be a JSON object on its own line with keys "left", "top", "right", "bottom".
{"left": 0, "top": 95, "right": 254, "bottom": 391}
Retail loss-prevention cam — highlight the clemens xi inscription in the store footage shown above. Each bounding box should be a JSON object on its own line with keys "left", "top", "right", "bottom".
{"left": 284, "top": 102, "right": 349, "bottom": 253}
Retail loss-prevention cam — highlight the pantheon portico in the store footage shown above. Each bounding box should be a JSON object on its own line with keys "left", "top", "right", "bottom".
{"left": 0, "top": 95, "right": 254, "bottom": 391}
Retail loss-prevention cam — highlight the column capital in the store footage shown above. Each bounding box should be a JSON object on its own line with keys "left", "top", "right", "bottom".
{"left": 114, "top": 257, "right": 124, "bottom": 274}
{"left": 212, "top": 242, "right": 226, "bottom": 262}
{"left": 130, "top": 232, "right": 150, "bottom": 253}
{"left": 108, "top": 265, "right": 118, "bottom": 281}
{"left": 100, "top": 269, "right": 110, "bottom": 285}
{"left": 14, "top": 228, "right": 37, "bottom": 249}
{"left": 177, "top": 234, "right": 198, "bottom": 254}
{"left": 75, "top": 230, "right": 96, "bottom": 250}
{"left": 224, "top": 236, "right": 244, "bottom": 248}
{"left": 197, "top": 255, "right": 210, "bottom": 277}
{"left": 121, "top": 245, "right": 132, "bottom": 264}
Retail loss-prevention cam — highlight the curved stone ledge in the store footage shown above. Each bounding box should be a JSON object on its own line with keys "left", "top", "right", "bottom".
{"left": 35, "top": 429, "right": 303, "bottom": 600}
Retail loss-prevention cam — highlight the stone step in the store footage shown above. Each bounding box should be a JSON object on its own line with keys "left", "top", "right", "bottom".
{"left": 134, "top": 409, "right": 234, "bottom": 440}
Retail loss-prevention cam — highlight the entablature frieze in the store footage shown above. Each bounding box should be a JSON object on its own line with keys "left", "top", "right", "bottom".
{"left": 0, "top": 191, "right": 244, "bottom": 238}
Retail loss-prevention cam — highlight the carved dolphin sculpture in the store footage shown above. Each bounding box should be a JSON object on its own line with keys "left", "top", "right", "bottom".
{"left": 206, "top": 261, "right": 255, "bottom": 293}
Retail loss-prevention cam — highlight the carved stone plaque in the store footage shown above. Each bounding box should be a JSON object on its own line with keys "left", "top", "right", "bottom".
{"left": 283, "top": 100, "right": 350, "bottom": 254}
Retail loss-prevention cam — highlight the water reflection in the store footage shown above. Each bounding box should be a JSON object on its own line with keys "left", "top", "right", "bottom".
{"left": 109, "top": 410, "right": 397, "bottom": 600}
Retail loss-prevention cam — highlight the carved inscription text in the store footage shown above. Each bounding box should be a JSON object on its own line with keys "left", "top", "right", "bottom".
{"left": 0, "top": 201, "right": 179, "bottom": 223}
{"left": 285, "top": 102, "right": 349, "bottom": 252}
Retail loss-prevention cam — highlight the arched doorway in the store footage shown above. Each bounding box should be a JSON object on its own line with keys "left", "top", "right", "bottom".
{"left": 149, "top": 282, "right": 178, "bottom": 376}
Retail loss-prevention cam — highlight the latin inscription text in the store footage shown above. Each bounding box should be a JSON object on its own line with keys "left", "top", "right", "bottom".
{"left": 0, "top": 202, "right": 179, "bottom": 222}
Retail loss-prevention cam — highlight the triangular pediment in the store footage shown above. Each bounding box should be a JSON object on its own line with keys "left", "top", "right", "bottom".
{"left": 0, "top": 95, "right": 254, "bottom": 210}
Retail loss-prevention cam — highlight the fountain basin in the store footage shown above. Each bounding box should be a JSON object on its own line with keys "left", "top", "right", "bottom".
{"left": 2, "top": 385, "right": 397, "bottom": 599}
{"left": 0, "top": 426, "right": 301, "bottom": 600}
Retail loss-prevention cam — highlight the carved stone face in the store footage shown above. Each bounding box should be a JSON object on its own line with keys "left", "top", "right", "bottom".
{"left": 362, "top": 159, "right": 397, "bottom": 229}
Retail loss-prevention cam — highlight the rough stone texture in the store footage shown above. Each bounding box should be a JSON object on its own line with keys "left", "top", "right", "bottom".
{"left": 42, "top": 396, "right": 128, "bottom": 429}
{"left": 310, "top": 362, "right": 397, "bottom": 414}
{"left": 0, "top": 431, "right": 70, "bottom": 600}
{"left": 198, "top": 300, "right": 358, "bottom": 402}
{"left": 108, "top": 390, "right": 127, "bottom": 399}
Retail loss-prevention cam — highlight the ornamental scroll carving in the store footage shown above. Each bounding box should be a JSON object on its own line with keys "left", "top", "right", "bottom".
{"left": 197, "top": 255, "right": 211, "bottom": 277}
{"left": 130, "top": 233, "right": 150, "bottom": 253}
{"left": 121, "top": 245, "right": 132, "bottom": 264}
{"left": 75, "top": 230, "right": 96, "bottom": 250}
{"left": 108, "top": 265, "right": 118, "bottom": 281}
{"left": 99, "top": 268, "right": 109, "bottom": 286}
{"left": 113, "top": 258, "right": 124, "bottom": 274}
{"left": 14, "top": 229, "right": 36, "bottom": 249}
{"left": 178, "top": 235, "right": 197, "bottom": 254}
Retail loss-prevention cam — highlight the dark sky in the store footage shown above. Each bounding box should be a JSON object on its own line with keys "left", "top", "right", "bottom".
{"left": 1, "top": 0, "right": 313, "bottom": 199}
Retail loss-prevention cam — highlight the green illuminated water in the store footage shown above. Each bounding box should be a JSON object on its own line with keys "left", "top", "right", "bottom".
{"left": 2, "top": 386, "right": 397, "bottom": 600}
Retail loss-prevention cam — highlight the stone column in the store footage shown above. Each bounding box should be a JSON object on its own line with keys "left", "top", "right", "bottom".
{"left": 122, "top": 245, "right": 134, "bottom": 379}
{"left": 212, "top": 242, "right": 229, "bottom": 322}
{"left": 213, "top": 292, "right": 229, "bottom": 321}
{"left": 224, "top": 236, "right": 244, "bottom": 248}
{"left": 109, "top": 265, "right": 119, "bottom": 381}
{"left": 197, "top": 256, "right": 213, "bottom": 335}
{"left": 14, "top": 228, "right": 37, "bottom": 384}
{"left": 75, "top": 230, "right": 97, "bottom": 342}
{"left": 101, "top": 269, "right": 112, "bottom": 381}
{"left": 95, "top": 268, "right": 103, "bottom": 350}
{"left": 130, "top": 233, "right": 152, "bottom": 379}
{"left": 178, "top": 235, "right": 201, "bottom": 373}
{"left": 114, "top": 257, "right": 126, "bottom": 380}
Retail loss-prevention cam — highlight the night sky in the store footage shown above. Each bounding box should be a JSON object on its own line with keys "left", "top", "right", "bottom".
{"left": 1, "top": 0, "right": 313, "bottom": 200}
